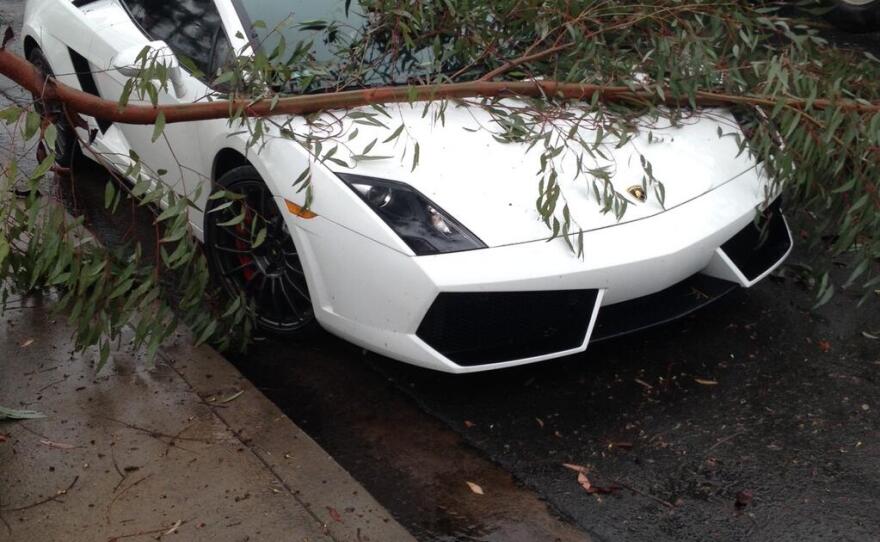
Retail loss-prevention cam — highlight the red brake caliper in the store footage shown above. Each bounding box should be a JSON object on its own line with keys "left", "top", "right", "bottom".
{"left": 235, "top": 207, "right": 256, "bottom": 282}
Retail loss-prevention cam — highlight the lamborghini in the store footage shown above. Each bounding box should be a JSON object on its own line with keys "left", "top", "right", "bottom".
{"left": 22, "top": 0, "right": 793, "bottom": 372}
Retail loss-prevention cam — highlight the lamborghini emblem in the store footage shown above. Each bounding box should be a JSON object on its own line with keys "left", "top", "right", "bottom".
{"left": 627, "top": 185, "right": 647, "bottom": 202}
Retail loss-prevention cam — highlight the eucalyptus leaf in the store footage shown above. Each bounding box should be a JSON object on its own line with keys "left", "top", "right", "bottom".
{"left": 0, "top": 406, "right": 46, "bottom": 420}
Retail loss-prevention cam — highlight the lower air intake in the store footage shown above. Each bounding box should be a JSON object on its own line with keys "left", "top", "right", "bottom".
{"left": 720, "top": 198, "right": 792, "bottom": 281}
{"left": 417, "top": 290, "right": 599, "bottom": 366}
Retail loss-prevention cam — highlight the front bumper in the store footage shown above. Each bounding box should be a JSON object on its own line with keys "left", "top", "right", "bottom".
{"left": 299, "top": 172, "right": 792, "bottom": 373}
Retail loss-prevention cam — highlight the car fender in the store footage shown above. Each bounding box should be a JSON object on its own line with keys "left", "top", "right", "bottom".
{"left": 200, "top": 128, "right": 413, "bottom": 255}
{"left": 21, "top": 14, "right": 82, "bottom": 91}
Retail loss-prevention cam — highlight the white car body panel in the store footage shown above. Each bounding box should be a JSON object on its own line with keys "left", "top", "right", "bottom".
{"left": 23, "top": 0, "right": 793, "bottom": 373}
{"left": 307, "top": 103, "right": 764, "bottom": 247}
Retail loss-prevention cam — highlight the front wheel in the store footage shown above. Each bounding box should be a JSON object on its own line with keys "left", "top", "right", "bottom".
{"left": 826, "top": 0, "right": 880, "bottom": 32}
{"left": 205, "top": 166, "right": 317, "bottom": 337}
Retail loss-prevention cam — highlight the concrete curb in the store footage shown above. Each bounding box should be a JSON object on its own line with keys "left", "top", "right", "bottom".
{"left": 159, "top": 333, "right": 417, "bottom": 542}
{"left": 0, "top": 304, "right": 415, "bottom": 542}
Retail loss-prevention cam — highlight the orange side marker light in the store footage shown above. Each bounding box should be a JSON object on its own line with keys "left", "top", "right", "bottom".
{"left": 285, "top": 199, "right": 318, "bottom": 219}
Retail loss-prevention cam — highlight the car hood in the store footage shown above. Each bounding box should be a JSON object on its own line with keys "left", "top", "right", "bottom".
{"left": 325, "top": 100, "right": 764, "bottom": 248}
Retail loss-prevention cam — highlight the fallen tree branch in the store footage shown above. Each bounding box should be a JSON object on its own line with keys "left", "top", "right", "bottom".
{"left": 1, "top": 48, "right": 878, "bottom": 127}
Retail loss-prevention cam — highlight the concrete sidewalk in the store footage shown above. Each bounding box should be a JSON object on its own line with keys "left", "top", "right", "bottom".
{"left": 0, "top": 300, "right": 416, "bottom": 542}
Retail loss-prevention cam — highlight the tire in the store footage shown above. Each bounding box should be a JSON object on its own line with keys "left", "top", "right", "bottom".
{"left": 204, "top": 165, "right": 317, "bottom": 337}
{"left": 27, "top": 47, "right": 77, "bottom": 168}
{"left": 826, "top": 0, "right": 880, "bottom": 32}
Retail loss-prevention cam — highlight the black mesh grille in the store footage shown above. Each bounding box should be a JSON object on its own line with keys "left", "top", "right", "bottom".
{"left": 721, "top": 198, "right": 791, "bottom": 281}
{"left": 417, "top": 290, "right": 599, "bottom": 366}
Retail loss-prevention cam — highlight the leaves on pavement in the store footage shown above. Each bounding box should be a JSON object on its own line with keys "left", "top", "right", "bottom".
{"left": 735, "top": 489, "right": 754, "bottom": 509}
{"left": 39, "top": 439, "right": 75, "bottom": 449}
{"left": 327, "top": 506, "right": 343, "bottom": 522}
{"left": 562, "top": 463, "right": 622, "bottom": 495}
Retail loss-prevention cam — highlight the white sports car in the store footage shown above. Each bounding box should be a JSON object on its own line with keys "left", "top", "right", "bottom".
{"left": 22, "top": 0, "right": 793, "bottom": 373}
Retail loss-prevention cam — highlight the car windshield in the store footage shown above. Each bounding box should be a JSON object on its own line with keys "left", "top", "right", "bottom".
{"left": 236, "top": 1, "right": 362, "bottom": 62}
{"left": 233, "top": 0, "right": 443, "bottom": 91}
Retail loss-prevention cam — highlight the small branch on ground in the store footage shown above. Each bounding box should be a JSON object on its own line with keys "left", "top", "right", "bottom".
{"left": 100, "top": 416, "right": 211, "bottom": 444}
{"left": 163, "top": 422, "right": 195, "bottom": 457}
{"left": 708, "top": 430, "right": 747, "bottom": 451}
{"left": 0, "top": 507, "right": 11, "bottom": 536}
{"left": 106, "top": 474, "right": 152, "bottom": 526}
{"left": 107, "top": 519, "right": 188, "bottom": 542}
{"left": 615, "top": 479, "right": 676, "bottom": 509}
{"left": 0, "top": 476, "right": 79, "bottom": 513}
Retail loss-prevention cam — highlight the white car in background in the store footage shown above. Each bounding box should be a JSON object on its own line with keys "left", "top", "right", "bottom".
{"left": 23, "top": 0, "right": 792, "bottom": 373}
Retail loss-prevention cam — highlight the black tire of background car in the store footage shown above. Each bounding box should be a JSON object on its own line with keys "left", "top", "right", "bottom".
{"left": 27, "top": 47, "right": 76, "bottom": 168}
{"left": 827, "top": 0, "right": 880, "bottom": 32}
{"left": 204, "top": 165, "right": 319, "bottom": 339}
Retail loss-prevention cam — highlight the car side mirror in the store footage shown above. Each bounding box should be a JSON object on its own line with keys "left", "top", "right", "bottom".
{"left": 111, "top": 40, "right": 187, "bottom": 99}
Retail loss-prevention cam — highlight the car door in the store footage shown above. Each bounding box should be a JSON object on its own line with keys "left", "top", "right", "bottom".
{"left": 88, "top": 0, "right": 235, "bottom": 206}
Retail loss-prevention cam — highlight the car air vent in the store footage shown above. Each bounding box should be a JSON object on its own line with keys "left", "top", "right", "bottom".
{"left": 591, "top": 273, "right": 738, "bottom": 342}
{"left": 720, "top": 198, "right": 791, "bottom": 281}
{"left": 417, "top": 289, "right": 599, "bottom": 366}
{"left": 67, "top": 48, "right": 111, "bottom": 133}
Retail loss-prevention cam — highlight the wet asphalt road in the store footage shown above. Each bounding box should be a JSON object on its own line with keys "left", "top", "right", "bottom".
{"left": 365, "top": 261, "right": 880, "bottom": 541}
{"left": 3, "top": 2, "right": 880, "bottom": 541}
{"left": 234, "top": 252, "right": 880, "bottom": 541}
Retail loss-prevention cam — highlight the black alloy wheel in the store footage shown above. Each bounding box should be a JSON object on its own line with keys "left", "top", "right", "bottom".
{"left": 827, "top": 0, "right": 880, "bottom": 32}
{"left": 27, "top": 47, "right": 76, "bottom": 167}
{"left": 205, "top": 166, "right": 316, "bottom": 336}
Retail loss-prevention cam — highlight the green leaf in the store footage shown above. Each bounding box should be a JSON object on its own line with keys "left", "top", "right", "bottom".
{"left": 222, "top": 295, "right": 243, "bottom": 319}
{"left": 411, "top": 142, "right": 420, "bottom": 172}
{"left": 44, "top": 123, "right": 58, "bottom": 150}
{"left": 217, "top": 212, "right": 245, "bottom": 227}
{"left": 30, "top": 154, "right": 55, "bottom": 181}
{"left": 97, "top": 340, "right": 111, "bottom": 372}
{"left": 152, "top": 111, "right": 166, "bottom": 143}
{"left": 0, "top": 406, "right": 46, "bottom": 420}
{"left": 383, "top": 124, "right": 405, "bottom": 143}
{"left": 104, "top": 181, "right": 117, "bottom": 210}
{"left": 252, "top": 227, "right": 268, "bottom": 249}
{"left": 0, "top": 106, "right": 21, "bottom": 124}
{"left": 351, "top": 154, "right": 393, "bottom": 162}
{"left": 24, "top": 111, "right": 41, "bottom": 140}
{"left": 361, "top": 138, "right": 378, "bottom": 155}
{"left": 195, "top": 320, "right": 218, "bottom": 346}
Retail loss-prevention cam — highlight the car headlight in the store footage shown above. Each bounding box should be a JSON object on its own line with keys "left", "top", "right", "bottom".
{"left": 337, "top": 173, "right": 486, "bottom": 256}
